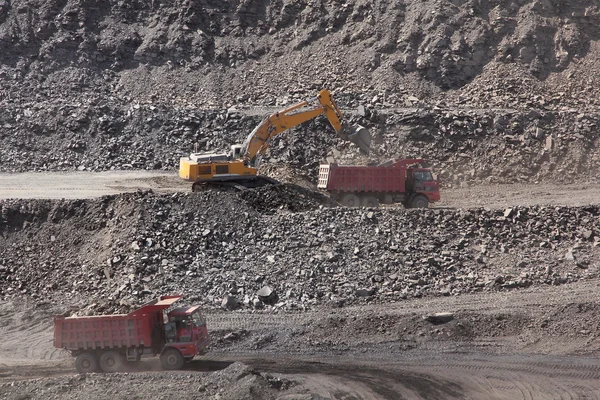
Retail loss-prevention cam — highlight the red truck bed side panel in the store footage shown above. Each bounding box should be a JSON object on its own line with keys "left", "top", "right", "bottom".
{"left": 321, "top": 164, "right": 406, "bottom": 193}
{"left": 54, "top": 313, "right": 159, "bottom": 351}
{"left": 54, "top": 295, "right": 180, "bottom": 351}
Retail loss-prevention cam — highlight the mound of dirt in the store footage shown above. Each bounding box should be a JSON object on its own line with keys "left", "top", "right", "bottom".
{"left": 238, "top": 183, "right": 338, "bottom": 213}
{"left": 1, "top": 191, "right": 599, "bottom": 313}
{"left": 2, "top": 0, "right": 599, "bottom": 103}
{"left": 0, "top": 362, "right": 290, "bottom": 400}
{"left": 1, "top": 0, "right": 600, "bottom": 185}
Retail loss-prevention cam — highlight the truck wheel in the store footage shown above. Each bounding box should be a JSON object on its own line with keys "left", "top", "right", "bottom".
{"left": 362, "top": 196, "right": 379, "bottom": 208}
{"left": 410, "top": 195, "right": 429, "bottom": 209}
{"left": 75, "top": 352, "right": 99, "bottom": 374}
{"left": 99, "top": 351, "right": 125, "bottom": 373}
{"left": 341, "top": 193, "right": 360, "bottom": 207}
{"left": 161, "top": 349, "right": 185, "bottom": 370}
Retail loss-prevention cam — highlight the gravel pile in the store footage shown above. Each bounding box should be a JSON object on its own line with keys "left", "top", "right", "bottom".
{"left": 3, "top": 95, "right": 599, "bottom": 187}
{"left": 238, "top": 184, "right": 338, "bottom": 213}
{"left": 1, "top": 0, "right": 600, "bottom": 185}
{"left": 367, "top": 108, "right": 600, "bottom": 186}
{"left": 1, "top": 191, "right": 598, "bottom": 312}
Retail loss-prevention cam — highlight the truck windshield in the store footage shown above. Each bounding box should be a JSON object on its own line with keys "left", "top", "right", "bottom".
{"left": 414, "top": 171, "right": 433, "bottom": 181}
{"left": 170, "top": 315, "right": 192, "bottom": 328}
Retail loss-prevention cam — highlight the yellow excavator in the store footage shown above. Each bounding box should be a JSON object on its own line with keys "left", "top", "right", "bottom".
{"left": 179, "top": 89, "right": 371, "bottom": 191}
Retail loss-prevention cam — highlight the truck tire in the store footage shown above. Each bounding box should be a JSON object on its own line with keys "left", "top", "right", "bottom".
{"left": 161, "top": 349, "right": 185, "bottom": 370}
{"left": 410, "top": 195, "right": 429, "bottom": 209}
{"left": 362, "top": 196, "right": 379, "bottom": 208}
{"left": 341, "top": 193, "right": 361, "bottom": 207}
{"left": 75, "top": 352, "right": 99, "bottom": 374}
{"left": 99, "top": 351, "right": 125, "bottom": 373}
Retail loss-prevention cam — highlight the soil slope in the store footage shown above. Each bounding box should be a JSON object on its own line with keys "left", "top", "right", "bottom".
{"left": 1, "top": 0, "right": 599, "bottom": 184}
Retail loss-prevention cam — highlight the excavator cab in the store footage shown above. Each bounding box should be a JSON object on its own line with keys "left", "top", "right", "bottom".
{"left": 229, "top": 144, "right": 243, "bottom": 160}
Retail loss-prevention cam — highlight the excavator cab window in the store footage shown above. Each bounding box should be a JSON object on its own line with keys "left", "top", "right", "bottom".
{"left": 230, "top": 145, "right": 242, "bottom": 159}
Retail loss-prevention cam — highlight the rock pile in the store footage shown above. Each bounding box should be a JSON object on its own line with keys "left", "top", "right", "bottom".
{"left": 239, "top": 184, "right": 338, "bottom": 213}
{"left": 3, "top": 93, "right": 599, "bottom": 187}
{"left": 2, "top": 0, "right": 598, "bottom": 105}
{"left": 367, "top": 108, "right": 600, "bottom": 186}
{"left": 1, "top": 190, "right": 598, "bottom": 312}
{"left": 1, "top": 0, "right": 600, "bottom": 185}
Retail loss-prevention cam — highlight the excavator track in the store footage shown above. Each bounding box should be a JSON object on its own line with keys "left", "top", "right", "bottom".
{"left": 191, "top": 176, "right": 279, "bottom": 193}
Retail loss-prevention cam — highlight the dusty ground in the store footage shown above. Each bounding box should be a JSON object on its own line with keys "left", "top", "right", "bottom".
{"left": 2, "top": 281, "right": 600, "bottom": 399}
{"left": 0, "top": 171, "right": 188, "bottom": 199}
{"left": 437, "top": 181, "right": 600, "bottom": 209}
{"left": 2, "top": 0, "right": 600, "bottom": 398}
{"left": 1, "top": 173, "right": 600, "bottom": 399}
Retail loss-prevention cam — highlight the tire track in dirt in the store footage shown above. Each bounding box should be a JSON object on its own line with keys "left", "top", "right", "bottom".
{"left": 198, "top": 353, "right": 600, "bottom": 399}
{"left": 0, "top": 302, "right": 66, "bottom": 364}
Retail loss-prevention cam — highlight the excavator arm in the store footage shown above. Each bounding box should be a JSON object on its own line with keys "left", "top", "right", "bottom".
{"left": 240, "top": 90, "right": 371, "bottom": 167}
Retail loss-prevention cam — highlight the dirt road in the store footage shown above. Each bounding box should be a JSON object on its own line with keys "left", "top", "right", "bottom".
{"left": 2, "top": 353, "right": 599, "bottom": 399}
{"left": 2, "top": 281, "right": 600, "bottom": 398}
{"left": 0, "top": 171, "right": 188, "bottom": 199}
{"left": 1, "top": 171, "right": 600, "bottom": 209}
{"left": 438, "top": 181, "right": 600, "bottom": 209}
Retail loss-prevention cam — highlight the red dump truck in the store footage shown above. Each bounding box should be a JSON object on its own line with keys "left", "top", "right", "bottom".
{"left": 318, "top": 158, "right": 440, "bottom": 208}
{"left": 53, "top": 295, "right": 210, "bottom": 373}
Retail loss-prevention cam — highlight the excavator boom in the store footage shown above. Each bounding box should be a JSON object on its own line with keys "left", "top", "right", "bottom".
{"left": 241, "top": 90, "right": 370, "bottom": 166}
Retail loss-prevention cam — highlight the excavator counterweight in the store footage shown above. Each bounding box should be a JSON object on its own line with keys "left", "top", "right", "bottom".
{"left": 179, "top": 90, "right": 371, "bottom": 191}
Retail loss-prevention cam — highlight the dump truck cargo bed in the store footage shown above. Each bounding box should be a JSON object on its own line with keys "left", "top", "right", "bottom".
{"left": 319, "top": 163, "right": 408, "bottom": 193}
{"left": 53, "top": 295, "right": 181, "bottom": 351}
{"left": 318, "top": 159, "right": 440, "bottom": 208}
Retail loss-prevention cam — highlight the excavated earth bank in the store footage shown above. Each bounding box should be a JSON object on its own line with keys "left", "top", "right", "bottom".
{"left": 2, "top": 0, "right": 600, "bottom": 398}
{"left": 1, "top": 0, "right": 600, "bottom": 185}
{"left": 1, "top": 188, "right": 598, "bottom": 313}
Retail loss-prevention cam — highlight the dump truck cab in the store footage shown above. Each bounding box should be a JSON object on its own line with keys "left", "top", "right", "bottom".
{"left": 164, "top": 306, "right": 210, "bottom": 362}
{"left": 406, "top": 167, "right": 440, "bottom": 205}
{"left": 159, "top": 305, "right": 210, "bottom": 369}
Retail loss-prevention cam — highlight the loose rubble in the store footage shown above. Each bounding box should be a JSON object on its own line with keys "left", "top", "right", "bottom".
{"left": 1, "top": 190, "right": 598, "bottom": 313}
{"left": 0, "top": 0, "right": 599, "bottom": 185}
{"left": 1, "top": 1, "right": 600, "bottom": 398}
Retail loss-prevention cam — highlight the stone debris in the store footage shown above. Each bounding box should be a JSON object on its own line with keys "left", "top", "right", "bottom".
{"left": 1, "top": 190, "right": 598, "bottom": 313}
{"left": 0, "top": 0, "right": 598, "bottom": 186}
{"left": 221, "top": 295, "right": 240, "bottom": 311}
{"left": 257, "top": 286, "right": 278, "bottom": 305}
{"left": 424, "top": 313, "right": 455, "bottom": 324}
{"left": 0, "top": 362, "right": 289, "bottom": 400}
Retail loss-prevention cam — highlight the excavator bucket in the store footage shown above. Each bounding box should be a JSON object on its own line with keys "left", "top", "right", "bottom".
{"left": 346, "top": 125, "right": 371, "bottom": 153}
